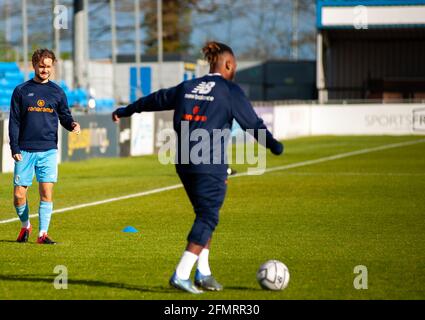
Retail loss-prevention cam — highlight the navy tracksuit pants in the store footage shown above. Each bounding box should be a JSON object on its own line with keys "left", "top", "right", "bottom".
{"left": 178, "top": 172, "right": 228, "bottom": 246}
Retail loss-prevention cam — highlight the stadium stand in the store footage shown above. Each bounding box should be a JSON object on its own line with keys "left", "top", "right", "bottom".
{"left": 0, "top": 62, "right": 23, "bottom": 113}
{"left": 316, "top": 0, "right": 425, "bottom": 103}
{"left": 0, "top": 62, "right": 115, "bottom": 113}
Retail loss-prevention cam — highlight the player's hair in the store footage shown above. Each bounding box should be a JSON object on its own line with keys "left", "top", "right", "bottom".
{"left": 32, "top": 48, "right": 56, "bottom": 67}
{"left": 202, "top": 41, "right": 234, "bottom": 68}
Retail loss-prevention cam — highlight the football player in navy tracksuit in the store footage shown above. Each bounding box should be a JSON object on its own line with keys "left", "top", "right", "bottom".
{"left": 9, "top": 49, "right": 81, "bottom": 244}
{"left": 112, "top": 42, "right": 283, "bottom": 293}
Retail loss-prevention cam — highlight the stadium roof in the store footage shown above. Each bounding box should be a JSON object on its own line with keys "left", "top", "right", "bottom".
{"left": 317, "top": 0, "right": 425, "bottom": 29}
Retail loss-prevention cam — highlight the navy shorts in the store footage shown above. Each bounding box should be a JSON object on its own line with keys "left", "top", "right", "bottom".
{"left": 178, "top": 172, "right": 228, "bottom": 246}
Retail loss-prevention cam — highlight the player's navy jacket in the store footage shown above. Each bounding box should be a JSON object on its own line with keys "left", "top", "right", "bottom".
{"left": 116, "top": 74, "right": 282, "bottom": 174}
{"left": 9, "top": 79, "right": 75, "bottom": 155}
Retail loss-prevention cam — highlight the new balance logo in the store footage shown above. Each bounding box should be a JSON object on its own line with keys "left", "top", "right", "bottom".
{"left": 191, "top": 82, "right": 216, "bottom": 95}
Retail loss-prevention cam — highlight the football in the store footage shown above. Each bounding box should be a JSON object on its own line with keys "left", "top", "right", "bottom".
{"left": 256, "top": 260, "right": 290, "bottom": 291}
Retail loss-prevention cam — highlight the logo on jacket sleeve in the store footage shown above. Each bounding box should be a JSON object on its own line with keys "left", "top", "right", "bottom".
{"left": 191, "top": 82, "right": 216, "bottom": 95}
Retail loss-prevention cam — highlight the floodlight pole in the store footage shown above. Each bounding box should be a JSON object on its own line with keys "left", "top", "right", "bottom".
{"left": 5, "top": 0, "right": 11, "bottom": 43}
{"left": 317, "top": 31, "right": 328, "bottom": 104}
{"left": 54, "top": 0, "right": 62, "bottom": 82}
{"left": 73, "top": 0, "right": 88, "bottom": 89}
{"left": 157, "top": 0, "right": 163, "bottom": 89}
{"left": 291, "top": 0, "right": 299, "bottom": 61}
{"left": 5, "top": 0, "right": 17, "bottom": 63}
{"left": 110, "top": 0, "right": 117, "bottom": 102}
{"left": 135, "top": 0, "right": 141, "bottom": 98}
{"left": 22, "top": 0, "right": 29, "bottom": 80}
{"left": 84, "top": 0, "right": 90, "bottom": 63}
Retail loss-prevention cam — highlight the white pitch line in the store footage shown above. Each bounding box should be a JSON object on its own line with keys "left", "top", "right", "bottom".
{"left": 0, "top": 184, "right": 183, "bottom": 225}
{"left": 1, "top": 138, "right": 424, "bottom": 225}
{"left": 232, "top": 138, "right": 425, "bottom": 177}
{"left": 268, "top": 172, "right": 425, "bottom": 177}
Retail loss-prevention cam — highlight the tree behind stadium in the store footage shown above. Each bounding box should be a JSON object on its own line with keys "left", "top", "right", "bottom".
{"left": 142, "top": 0, "right": 218, "bottom": 55}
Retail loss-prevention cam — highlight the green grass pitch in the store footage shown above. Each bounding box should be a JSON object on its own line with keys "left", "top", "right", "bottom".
{"left": 0, "top": 135, "right": 424, "bottom": 300}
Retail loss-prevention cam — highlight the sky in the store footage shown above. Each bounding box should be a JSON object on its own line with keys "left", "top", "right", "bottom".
{"left": 0, "top": 0, "right": 317, "bottom": 61}
{"left": 189, "top": 0, "right": 317, "bottom": 59}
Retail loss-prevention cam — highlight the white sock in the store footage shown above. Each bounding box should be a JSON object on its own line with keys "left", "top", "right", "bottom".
{"left": 39, "top": 230, "right": 47, "bottom": 237}
{"left": 22, "top": 220, "right": 30, "bottom": 229}
{"left": 176, "top": 251, "right": 198, "bottom": 280}
{"left": 197, "top": 249, "right": 212, "bottom": 276}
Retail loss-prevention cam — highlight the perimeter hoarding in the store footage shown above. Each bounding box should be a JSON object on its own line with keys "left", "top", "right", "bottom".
{"left": 130, "top": 112, "right": 154, "bottom": 156}
{"left": 119, "top": 117, "right": 132, "bottom": 157}
{"left": 1, "top": 119, "right": 14, "bottom": 173}
{"left": 61, "top": 114, "right": 119, "bottom": 162}
{"left": 154, "top": 111, "right": 174, "bottom": 154}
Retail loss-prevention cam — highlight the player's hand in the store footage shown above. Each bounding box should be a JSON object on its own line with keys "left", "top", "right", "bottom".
{"left": 112, "top": 110, "right": 120, "bottom": 123}
{"left": 71, "top": 122, "right": 81, "bottom": 135}
{"left": 270, "top": 141, "right": 284, "bottom": 155}
{"left": 13, "top": 154, "right": 22, "bottom": 162}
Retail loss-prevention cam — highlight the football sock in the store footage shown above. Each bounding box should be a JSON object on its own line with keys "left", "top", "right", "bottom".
{"left": 197, "top": 248, "right": 212, "bottom": 276}
{"left": 39, "top": 201, "right": 53, "bottom": 237}
{"left": 15, "top": 203, "right": 30, "bottom": 228}
{"left": 176, "top": 251, "right": 198, "bottom": 280}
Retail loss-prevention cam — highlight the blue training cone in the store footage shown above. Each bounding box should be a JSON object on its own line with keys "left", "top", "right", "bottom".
{"left": 122, "top": 226, "right": 139, "bottom": 233}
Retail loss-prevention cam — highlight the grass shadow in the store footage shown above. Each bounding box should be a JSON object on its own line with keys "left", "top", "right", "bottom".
{"left": 0, "top": 274, "right": 176, "bottom": 294}
{"left": 0, "top": 240, "right": 22, "bottom": 244}
{"left": 0, "top": 274, "right": 263, "bottom": 295}
{"left": 225, "top": 286, "right": 264, "bottom": 292}
{"left": 0, "top": 239, "right": 57, "bottom": 245}
{"left": 0, "top": 239, "right": 41, "bottom": 245}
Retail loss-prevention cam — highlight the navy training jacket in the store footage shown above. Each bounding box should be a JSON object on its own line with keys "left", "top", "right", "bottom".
{"left": 115, "top": 74, "right": 282, "bottom": 174}
{"left": 9, "top": 79, "right": 75, "bottom": 155}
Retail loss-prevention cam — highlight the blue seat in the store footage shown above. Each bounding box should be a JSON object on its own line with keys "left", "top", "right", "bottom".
{"left": 0, "top": 97, "right": 10, "bottom": 107}
{"left": 58, "top": 81, "right": 70, "bottom": 92}
{"left": 0, "top": 62, "right": 20, "bottom": 72}
{"left": 5, "top": 88, "right": 13, "bottom": 96}
{"left": 66, "top": 93, "right": 75, "bottom": 107}
{"left": 5, "top": 75, "right": 24, "bottom": 84}
{"left": 94, "top": 98, "right": 115, "bottom": 112}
